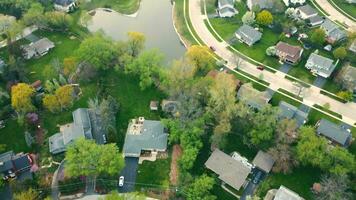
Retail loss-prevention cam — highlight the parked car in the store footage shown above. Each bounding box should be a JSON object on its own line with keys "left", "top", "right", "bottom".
{"left": 119, "top": 176, "right": 125, "bottom": 187}
{"left": 210, "top": 46, "right": 216, "bottom": 51}
{"left": 257, "top": 65, "right": 264, "bottom": 71}
{"left": 252, "top": 171, "right": 263, "bottom": 184}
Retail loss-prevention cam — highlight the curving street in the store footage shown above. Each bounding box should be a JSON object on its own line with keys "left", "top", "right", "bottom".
{"left": 314, "top": 0, "right": 356, "bottom": 31}
{"left": 187, "top": 0, "right": 356, "bottom": 126}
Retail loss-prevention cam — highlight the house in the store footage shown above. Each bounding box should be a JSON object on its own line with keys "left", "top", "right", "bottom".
{"left": 205, "top": 149, "right": 252, "bottom": 191}
{"left": 321, "top": 19, "right": 347, "bottom": 43}
{"left": 336, "top": 65, "right": 356, "bottom": 90}
{"left": 54, "top": 0, "right": 77, "bottom": 13}
{"left": 161, "top": 100, "right": 180, "bottom": 115}
{"left": 275, "top": 41, "right": 303, "bottom": 65}
{"left": 49, "top": 108, "right": 108, "bottom": 154}
{"left": 217, "top": 0, "right": 238, "bottom": 18}
{"left": 246, "top": 0, "right": 273, "bottom": 10}
{"left": 235, "top": 25, "right": 262, "bottom": 46}
{"left": 316, "top": 119, "right": 352, "bottom": 147}
{"left": 296, "top": 4, "right": 318, "bottom": 19}
{"left": 0, "top": 151, "right": 33, "bottom": 181}
{"left": 207, "top": 69, "right": 241, "bottom": 90}
{"left": 305, "top": 53, "right": 336, "bottom": 78}
{"left": 349, "top": 39, "right": 356, "bottom": 54}
{"left": 307, "top": 15, "right": 324, "bottom": 27}
{"left": 278, "top": 101, "right": 308, "bottom": 128}
{"left": 237, "top": 83, "right": 273, "bottom": 110}
{"left": 23, "top": 38, "right": 55, "bottom": 59}
{"left": 252, "top": 150, "right": 275, "bottom": 173}
{"left": 123, "top": 117, "right": 168, "bottom": 161}
{"left": 264, "top": 185, "right": 305, "bottom": 200}
{"left": 150, "top": 101, "right": 159, "bottom": 111}
{"left": 0, "top": 58, "right": 5, "bottom": 74}
{"left": 283, "top": 0, "right": 305, "bottom": 7}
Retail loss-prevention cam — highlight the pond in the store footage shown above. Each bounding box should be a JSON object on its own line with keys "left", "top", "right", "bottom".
{"left": 87, "top": 0, "right": 186, "bottom": 63}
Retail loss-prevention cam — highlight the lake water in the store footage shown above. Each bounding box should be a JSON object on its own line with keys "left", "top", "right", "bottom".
{"left": 87, "top": 0, "right": 186, "bottom": 63}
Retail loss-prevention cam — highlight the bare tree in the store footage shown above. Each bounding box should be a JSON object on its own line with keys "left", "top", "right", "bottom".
{"left": 268, "top": 144, "right": 298, "bottom": 174}
{"left": 314, "top": 175, "right": 352, "bottom": 200}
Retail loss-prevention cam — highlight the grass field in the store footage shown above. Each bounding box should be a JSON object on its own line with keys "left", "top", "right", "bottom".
{"left": 136, "top": 157, "right": 171, "bottom": 189}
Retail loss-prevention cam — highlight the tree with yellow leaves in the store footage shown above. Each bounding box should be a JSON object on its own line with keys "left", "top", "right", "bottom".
{"left": 185, "top": 45, "right": 214, "bottom": 75}
{"left": 127, "top": 31, "right": 146, "bottom": 57}
{"left": 11, "top": 83, "right": 35, "bottom": 114}
{"left": 62, "top": 57, "right": 77, "bottom": 76}
{"left": 13, "top": 188, "right": 38, "bottom": 200}
{"left": 43, "top": 94, "right": 61, "bottom": 113}
{"left": 55, "top": 85, "right": 74, "bottom": 110}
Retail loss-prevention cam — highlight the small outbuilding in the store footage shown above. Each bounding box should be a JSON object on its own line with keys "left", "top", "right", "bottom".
{"left": 150, "top": 101, "right": 159, "bottom": 111}
{"left": 252, "top": 150, "right": 275, "bottom": 173}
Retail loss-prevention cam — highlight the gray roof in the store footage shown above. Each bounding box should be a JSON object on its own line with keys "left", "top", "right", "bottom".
{"left": 248, "top": 0, "right": 272, "bottom": 9}
{"left": 237, "top": 83, "right": 272, "bottom": 110}
{"left": 317, "top": 119, "right": 352, "bottom": 146}
{"left": 0, "top": 151, "right": 14, "bottom": 173}
{"left": 54, "top": 0, "right": 74, "bottom": 6}
{"left": 308, "top": 15, "right": 324, "bottom": 25}
{"left": 305, "top": 53, "right": 335, "bottom": 78}
{"left": 123, "top": 119, "right": 168, "bottom": 157}
{"left": 218, "top": 0, "right": 234, "bottom": 7}
{"left": 205, "top": 149, "right": 251, "bottom": 190}
{"left": 297, "top": 5, "right": 317, "bottom": 17}
{"left": 23, "top": 37, "right": 55, "bottom": 58}
{"left": 278, "top": 101, "right": 308, "bottom": 127}
{"left": 321, "top": 19, "right": 347, "bottom": 41}
{"left": 274, "top": 185, "right": 304, "bottom": 200}
{"left": 235, "top": 25, "right": 262, "bottom": 46}
{"left": 349, "top": 40, "right": 356, "bottom": 53}
{"left": 0, "top": 58, "right": 5, "bottom": 73}
{"left": 219, "top": 7, "right": 236, "bottom": 15}
{"left": 252, "top": 151, "right": 275, "bottom": 173}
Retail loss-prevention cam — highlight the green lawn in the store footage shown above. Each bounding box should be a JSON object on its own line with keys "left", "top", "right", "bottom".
{"left": 270, "top": 92, "right": 302, "bottom": 107}
{"left": 0, "top": 119, "right": 29, "bottom": 153}
{"left": 328, "top": 0, "right": 356, "bottom": 19}
{"left": 80, "top": 0, "right": 141, "bottom": 15}
{"left": 136, "top": 157, "right": 171, "bottom": 189}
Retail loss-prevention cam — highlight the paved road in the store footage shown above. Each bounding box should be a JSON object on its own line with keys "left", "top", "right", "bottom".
{"left": 118, "top": 157, "right": 139, "bottom": 193}
{"left": 188, "top": 0, "right": 356, "bottom": 126}
{"left": 51, "top": 160, "right": 65, "bottom": 200}
{"left": 314, "top": 0, "right": 356, "bottom": 31}
{"left": 240, "top": 168, "right": 266, "bottom": 200}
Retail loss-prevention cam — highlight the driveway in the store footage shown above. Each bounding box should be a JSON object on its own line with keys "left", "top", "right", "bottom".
{"left": 118, "top": 157, "right": 139, "bottom": 193}
{"left": 240, "top": 168, "right": 266, "bottom": 200}
{"left": 0, "top": 185, "right": 12, "bottom": 200}
{"left": 279, "top": 63, "right": 292, "bottom": 73}
{"left": 313, "top": 76, "right": 327, "bottom": 88}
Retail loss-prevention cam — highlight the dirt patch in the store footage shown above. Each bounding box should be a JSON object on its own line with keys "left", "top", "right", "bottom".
{"left": 170, "top": 144, "right": 182, "bottom": 186}
{"left": 35, "top": 128, "right": 45, "bottom": 145}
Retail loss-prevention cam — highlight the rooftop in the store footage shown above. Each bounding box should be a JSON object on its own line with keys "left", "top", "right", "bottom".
{"left": 54, "top": 0, "right": 74, "bottom": 6}
{"left": 274, "top": 185, "right": 304, "bottom": 200}
{"left": 275, "top": 41, "right": 303, "bottom": 63}
{"left": 278, "top": 101, "right": 308, "bottom": 127}
{"left": 317, "top": 119, "right": 352, "bottom": 147}
{"left": 297, "top": 4, "right": 317, "bottom": 16}
{"left": 205, "top": 149, "right": 251, "bottom": 191}
{"left": 123, "top": 118, "right": 168, "bottom": 157}
{"left": 236, "top": 25, "right": 262, "bottom": 45}
{"left": 305, "top": 53, "right": 335, "bottom": 78}
{"left": 252, "top": 150, "right": 275, "bottom": 173}
{"left": 237, "top": 83, "right": 272, "bottom": 110}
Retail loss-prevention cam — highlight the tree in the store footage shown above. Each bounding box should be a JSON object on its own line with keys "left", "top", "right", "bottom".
{"left": 45, "top": 11, "right": 73, "bottom": 29}
{"left": 101, "top": 191, "right": 145, "bottom": 200}
{"left": 337, "top": 91, "right": 353, "bottom": 101}
{"left": 62, "top": 57, "right": 77, "bottom": 76}
{"left": 185, "top": 175, "right": 216, "bottom": 200}
{"left": 185, "top": 45, "right": 214, "bottom": 75}
{"left": 65, "top": 138, "right": 125, "bottom": 177}
{"left": 22, "top": 3, "right": 45, "bottom": 27}
{"left": 268, "top": 144, "right": 298, "bottom": 174}
{"left": 13, "top": 188, "right": 38, "bottom": 200}
{"left": 296, "top": 126, "right": 329, "bottom": 168}
{"left": 266, "top": 46, "right": 276, "bottom": 56}
{"left": 333, "top": 47, "right": 347, "bottom": 60}
{"left": 76, "top": 34, "right": 118, "bottom": 70}
{"left": 242, "top": 11, "right": 255, "bottom": 25}
{"left": 11, "top": 83, "right": 35, "bottom": 114}
{"left": 55, "top": 85, "right": 74, "bottom": 110}
{"left": 126, "top": 49, "right": 164, "bottom": 90}
{"left": 327, "top": 146, "right": 355, "bottom": 175}
{"left": 275, "top": 118, "right": 298, "bottom": 144}
{"left": 311, "top": 28, "right": 326, "bottom": 46}
{"left": 127, "top": 31, "right": 145, "bottom": 57}
{"left": 314, "top": 175, "right": 352, "bottom": 200}
{"left": 256, "top": 10, "right": 273, "bottom": 26}
{"left": 43, "top": 94, "right": 60, "bottom": 113}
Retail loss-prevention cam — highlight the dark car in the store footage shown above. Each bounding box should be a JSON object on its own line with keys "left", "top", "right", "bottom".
{"left": 257, "top": 65, "right": 264, "bottom": 71}
{"left": 210, "top": 46, "right": 216, "bottom": 51}
{"left": 252, "top": 171, "right": 263, "bottom": 184}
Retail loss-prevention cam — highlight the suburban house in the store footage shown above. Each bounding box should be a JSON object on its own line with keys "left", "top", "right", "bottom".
{"left": 49, "top": 108, "right": 108, "bottom": 154}
{"left": 207, "top": 69, "right": 241, "bottom": 90}
{"left": 235, "top": 25, "right": 262, "bottom": 46}
{"left": 336, "top": 65, "right": 356, "bottom": 90}
{"left": 307, "top": 15, "right": 324, "bottom": 27}
{"left": 237, "top": 83, "right": 273, "bottom": 110}
{"left": 217, "top": 0, "right": 238, "bottom": 18}
{"left": 54, "top": 0, "right": 77, "bottom": 13}
{"left": 278, "top": 101, "right": 308, "bottom": 128}
{"left": 252, "top": 150, "right": 275, "bottom": 173}
{"left": 305, "top": 53, "right": 336, "bottom": 78}
{"left": 0, "top": 151, "right": 33, "bottom": 181}
{"left": 296, "top": 4, "right": 318, "bottom": 20}
{"left": 349, "top": 39, "right": 356, "bottom": 54}
{"left": 316, "top": 119, "right": 352, "bottom": 147}
{"left": 123, "top": 117, "right": 168, "bottom": 162}
{"left": 205, "top": 149, "right": 252, "bottom": 191}
{"left": 246, "top": 0, "right": 273, "bottom": 10}
{"left": 275, "top": 41, "right": 303, "bottom": 65}
{"left": 282, "top": 0, "right": 305, "bottom": 7}
{"left": 321, "top": 19, "right": 347, "bottom": 43}
{"left": 23, "top": 38, "right": 55, "bottom": 59}
{"left": 264, "top": 185, "right": 305, "bottom": 200}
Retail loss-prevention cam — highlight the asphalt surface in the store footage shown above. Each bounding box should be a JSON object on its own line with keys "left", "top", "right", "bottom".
{"left": 240, "top": 168, "right": 266, "bottom": 200}
{"left": 118, "top": 157, "right": 139, "bottom": 193}
{"left": 279, "top": 63, "right": 292, "bottom": 73}
{"left": 313, "top": 76, "right": 327, "bottom": 88}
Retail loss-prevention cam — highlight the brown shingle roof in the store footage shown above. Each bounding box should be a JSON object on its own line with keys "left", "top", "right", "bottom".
{"left": 276, "top": 42, "right": 303, "bottom": 63}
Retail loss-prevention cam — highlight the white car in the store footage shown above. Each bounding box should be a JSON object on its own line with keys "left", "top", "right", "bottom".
{"left": 119, "top": 176, "right": 124, "bottom": 187}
